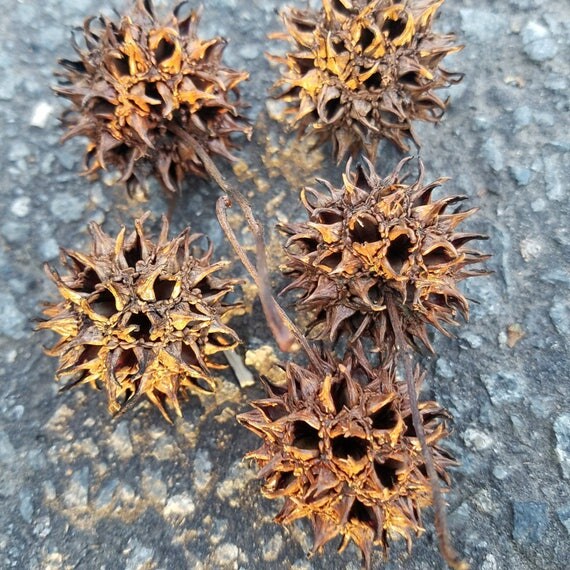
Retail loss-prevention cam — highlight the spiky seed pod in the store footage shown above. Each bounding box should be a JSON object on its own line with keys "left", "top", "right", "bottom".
{"left": 38, "top": 214, "right": 242, "bottom": 421}
{"left": 55, "top": 0, "right": 251, "bottom": 195}
{"left": 272, "top": 0, "right": 463, "bottom": 161}
{"left": 280, "top": 158, "right": 488, "bottom": 354}
{"left": 238, "top": 350, "right": 455, "bottom": 568}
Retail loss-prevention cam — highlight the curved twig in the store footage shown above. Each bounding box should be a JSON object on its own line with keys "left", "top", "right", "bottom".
{"left": 167, "top": 123, "right": 296, "bottom": 353}
{"left": 216, "top": 197, "right": 322, "bottom": 370}
{"left": 387, "top": 296, "right": 469, "bottom": 570}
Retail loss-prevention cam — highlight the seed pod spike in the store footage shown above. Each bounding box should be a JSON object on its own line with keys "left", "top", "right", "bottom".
{"left": 272, "top": 0, "right": 463, "bottom": 161}
{"left": 55, "top": 1, "right": 250, "bottom": 196}
{"left": 39, "top": 215, "right": 242, "bottom": 420}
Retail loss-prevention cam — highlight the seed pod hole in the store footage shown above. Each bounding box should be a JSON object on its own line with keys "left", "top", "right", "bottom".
{"left": 370, "top": 404, "right": 398, "bottom": 431}
{"left": 331, "top": 435, "right": 368, "bottom": 461}
{"left": 153, "top": 278, "right": 176, "bottom": 301}
{"left": 292, "top": 421, "right": 320, "bottom": 450}
{"left": 155, "top": 38, "right": 176, "bottom": 64}
{"left": 91, "top": 288, "right": 119, "bottom": 317}
{"left": 386, "top": 234, "right": 413, "bottom": 273}
{"left": 350, "top": 216, "right": 380, "bottom": 243}
{"left": 126, "top": 312, "right": 153, "bottom": 341}
{"left": 374, "top": 458, "right": 403, "bottom": 489}
{"left": 349, "top": 499, "right": 377, "bottom": 527}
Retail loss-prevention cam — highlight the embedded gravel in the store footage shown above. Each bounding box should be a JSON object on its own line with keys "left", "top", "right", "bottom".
{"left": 0, "top": 1, "right": 569, "bottom": 569}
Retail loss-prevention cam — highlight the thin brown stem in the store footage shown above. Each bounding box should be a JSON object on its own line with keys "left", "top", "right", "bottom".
{"left": 216, "top": 197, "right": 322, "bottom": 369}
{"left": 167, "top": 124, "right": 296, "bottom": 352}
{"left": 386, "top": 297, "right": 469, "bottom": 570}
{"left": 165, "top": 190, "right": 179, "bottom": 223}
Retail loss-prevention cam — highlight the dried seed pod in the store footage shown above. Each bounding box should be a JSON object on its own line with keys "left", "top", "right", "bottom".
{"left": 38, "top": 214, "right": 242, "bottom": 421}
{"left": 55, "top": 0, "right": 251, "bottom": 195}
{"left": 280, "top": 158, "right": 488, "bottom": 354}
{"left": 272, "top": 0, "right": 462, "bottom": 160}
{"left": 238, "top": 350, "right": 455, "bottom": 568}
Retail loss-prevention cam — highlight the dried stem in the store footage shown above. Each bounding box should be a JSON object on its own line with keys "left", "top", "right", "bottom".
{"left": 386, "top": 296, "right": 469, "bottom": 570}
{"left": 167, "top": 124, "right": 296, "bottom": 352}
{"left": 165, "top": 190, "right": 179, "bottom": 223}
{"left": 216, "top": 197, "right": 322, "bottom": 370}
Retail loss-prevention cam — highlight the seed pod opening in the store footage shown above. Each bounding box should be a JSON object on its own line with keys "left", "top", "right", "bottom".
{"left": 39, "top": 214, "right": 243, "bottom": 421}
{"left": 280, "top": 158, "right": 488, "bottom": 355}
{"left": 272, "top": 0, "right": 463, "bottom": 161}
{"left": 55, "top": 0, "right": 251, "bottom": 196}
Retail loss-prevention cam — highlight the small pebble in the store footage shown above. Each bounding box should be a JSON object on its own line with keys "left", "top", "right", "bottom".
{"left": 463, "top": 428, "right": 493, "bottom": 451}
{"left": 262, "top": 532, "right": 283, "bottom": 562}
{"left": 193, "top": 449, "right": 213, "bottom": 493}
{"left": 435, "top": 358, "right": 454, "bottom": 380}
{"left": 509, "top": 166, "right": 531, "bottom": 186}
{"left": 0, "top": 293, "right": 27, "bottom": 340}
{"left": 94, "top": 479, "right": 119, "bottom": 511}
{"left": 550, "top": 302, "right": 570, "bottom": 339}
{"left": 519, "top": 238, "right": 542, "bottom": 261}
{"left": 125, "top": 546, "right": 155, "bottom": 570}
{"left": 512, "top": 501, "right": 549, "bottom": 543}
{"left": 0, "top": 430, "right": 16, "bottom": 464}
{"left": 482, "top": 139, "right": 504, "bottom": 172}
{"left": 18, "top": 491, "right": 34, "bottom": 524}
{"left": 480, "top": 371, "right": 525, "bottom": 405}
{"left": 513, "top": 106, "right": 532, "bottom": 130}
{"left": 43, "top": 481, "right": 57, "bottom": 502}
{"left": 140, "top": 469, "right": 167, "bottom": 505}
{"left": 163, "top": 493, "right": 195, "bottom": 519}
{"left": 239, "top": 44, "right": 259, "bottom": 60}
{"left": 49, "top": 193, "right": 85, "bottom": 223}
{"left": 39, "top": 238, "right": 60, "bottom": 261}
{"left": 10, "top": 196, "right": 31, "bottom": 218}
{"left": 30, "top": 102, "right": 54, "bottom": 128}
{"left": 109, "top": 423, "right": 134, "bottom": 460}
{"left": 554, "top": 413, "right": 570, "bottom": 479}
{"left": 481, "top": 553, "right": 498, "bottom": 570}
{"left": 521, "top": 22, "right": 558, "bottom": 62}
{"left": 492, "top": 465, "right": 510, "bottom": 480}
{"left": 63, "top": 466, "right": 89, "bottom": 508}
{"left": 212, "top": 543, "right": 239, "bottom": 566}
{"left": 531, "top": 198, "right": 546, "bottom": 212}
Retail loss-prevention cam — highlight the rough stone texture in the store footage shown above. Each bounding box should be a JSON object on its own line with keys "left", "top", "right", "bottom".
{"left": 512, "top": 501, "right": 549, "bottom": 544}
{"left": 0, "top": 0, "right": 568, "bottom": 569}
{"left": 554, "top": 414, "right": 570, "bottom": 479}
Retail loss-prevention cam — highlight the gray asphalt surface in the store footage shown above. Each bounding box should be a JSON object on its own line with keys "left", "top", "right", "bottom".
{"left": 0, "top": 0, "right": 569, "bottom": 569}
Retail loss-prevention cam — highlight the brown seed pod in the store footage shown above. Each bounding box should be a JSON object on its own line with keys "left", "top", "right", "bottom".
{"left": 238, "top": 350, "right": 455, "bottom": 568}
{"left": 38, "top": 214, "right": 242, "bottom": 421}
{"left": 279, "top": 157, "right": 488, "bottom": 355}
{"left": 271, "top": 0, "right": 463, "bottom": 161}
{"left": 55, "top": 0, "right": 251, "bottom": 195}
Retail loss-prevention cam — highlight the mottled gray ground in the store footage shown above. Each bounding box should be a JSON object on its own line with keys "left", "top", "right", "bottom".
{"left": 0, "top": 0, "right": 569, "bottom": 569}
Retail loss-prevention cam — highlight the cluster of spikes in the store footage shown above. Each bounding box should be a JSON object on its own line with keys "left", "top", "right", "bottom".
{"left": 239, "top": 158, "right": 485, "bottom": 569}
{"left": 38, "top": 1, "right": 487, "bottom": 569}
{"left": 271, "top": 0, "right": 463, "bottom": 160}
{"left": 279, "top": 158, "right": 488, "bottom": 358}
{"left": 55, "top": 0, "right": 251, "bottom": 195}
{"left": 39, "top": 215, "right": 242, "bottom": 422}
{"left": 238, "top": 351, "right": 455, "bottom": 568}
